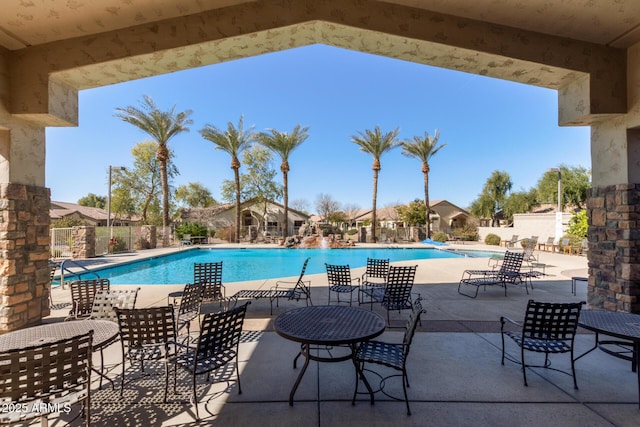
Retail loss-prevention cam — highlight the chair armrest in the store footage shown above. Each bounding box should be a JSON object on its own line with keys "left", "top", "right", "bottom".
{"left": 352, "top": 277, "right": 361, "bottom": 285}
{"left": 500, "top": 316, "right": 521, "bottom": 331}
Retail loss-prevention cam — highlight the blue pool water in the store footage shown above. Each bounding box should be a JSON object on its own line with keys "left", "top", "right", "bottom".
{"left": 70, "top": 247, "right": 496, "bottom": 285}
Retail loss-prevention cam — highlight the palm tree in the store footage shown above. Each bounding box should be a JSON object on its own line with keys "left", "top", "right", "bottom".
{"left": 401, "top": 130, "right": 447, "bottom": 238}
{"left": 200, "top": 116, "right": 255, "bottom": 243}
{"left": 351, "top": 126, "right": 400, "bottom": 243}
{"left": 115, "top": 95, "right": 192, "bottom": 244}
{"left": 257, "top": 125, "right": 310, "bottom": 240}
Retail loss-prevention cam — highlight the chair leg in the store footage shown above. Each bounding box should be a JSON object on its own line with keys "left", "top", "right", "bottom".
{"left": 236, "top": 357, "right": 243, "bottom": 395}
{"left": 193, "top": 372, "right": 199, "bottom": 421}
{"left": 402, "top": 369, "right": 411, "bottom": 416}
{"left": 571, "top": 350, "right": 578, "bottom": 389}
{"left": 521, "top": 346, "right": 528, "bottom": 387}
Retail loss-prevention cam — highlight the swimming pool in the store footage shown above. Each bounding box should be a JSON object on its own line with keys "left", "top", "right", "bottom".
{"left": 68, "top": 247, "right": 496, "bottom": 285}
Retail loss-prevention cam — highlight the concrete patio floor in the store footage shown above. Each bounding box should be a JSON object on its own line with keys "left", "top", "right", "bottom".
{"left": 40, "top": 244, "right": 640, "bottom": 426}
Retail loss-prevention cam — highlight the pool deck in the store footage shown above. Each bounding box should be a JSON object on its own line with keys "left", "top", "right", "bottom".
{"left": 43, "top": 242, "right": 640, "bottom": 426}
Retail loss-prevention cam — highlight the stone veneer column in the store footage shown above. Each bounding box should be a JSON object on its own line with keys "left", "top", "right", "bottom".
{"left": 587, "top": 184, "right": 640, "bottom": 313}
{"left": 72, "top": 226, "right": 95, "bottom": 260}
{"left": 0, "top": 184, "right": 51, "bottom": 331}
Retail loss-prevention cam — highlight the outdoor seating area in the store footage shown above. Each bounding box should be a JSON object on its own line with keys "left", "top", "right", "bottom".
{"left": 1, "top": 245, "right": 639, "bottom": 426}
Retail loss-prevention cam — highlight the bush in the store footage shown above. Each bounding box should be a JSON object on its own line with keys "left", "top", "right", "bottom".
{"left": 432, "top": 231, "right": 448, "bottom": 243}
{"left": 452, "top": 224, "right": 479, "bottom": 241}
{"left": 567, "top": 210, "right": 588, "bottom": 239}
{"left": 346, "top": 229, "right": 358, "bottom": 235}
{"left": 484, "top": 233, "right": 501, "bottom": 246}
{"left": 175, "top": 222, "right": 207, "bottom": 239}
{"left": 218, "top": 226, "right": 236, "bottom": 242}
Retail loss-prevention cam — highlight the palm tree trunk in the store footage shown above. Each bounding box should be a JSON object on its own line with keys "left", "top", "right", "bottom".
{"left": 159, "top": 159, "right": 170, "bottom": 246}
{"left": 372, "top": 170, "right": 379, "bottom": 243}
{"left": 234, "top": 167, "right": 241, "bottom": 243}
{"left": 423, "top": 170, "right": 430, "bottom": 239}
{"left": 283, "top": 171, "right": 289, "bottom": 240}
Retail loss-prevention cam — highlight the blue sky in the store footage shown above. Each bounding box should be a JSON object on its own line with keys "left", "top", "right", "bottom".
{"left": 46, "top": 44, "right": 590, "bottom": 212}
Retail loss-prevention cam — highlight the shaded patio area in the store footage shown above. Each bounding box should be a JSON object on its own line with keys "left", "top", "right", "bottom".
{"left": 38, "top": 246, "right": 640, "bottom": 426}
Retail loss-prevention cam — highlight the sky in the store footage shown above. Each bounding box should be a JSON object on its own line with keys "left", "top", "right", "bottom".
{"left": 46, "top": 44, "right": 591, "bottom": 213}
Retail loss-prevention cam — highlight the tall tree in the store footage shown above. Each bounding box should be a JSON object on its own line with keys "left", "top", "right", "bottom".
{"left": 257, "top": 124, "right": 310, "bottom": 239}
{"left": 351, "top": 126, "right": 400, "bottom": 242}
{"left": 400, "top": 130, "right": 447, "bottom": 238}
{"left": 115, "top": 95, "right": 192, "bottom": 242}
{"left": 470, "top": 170, "right": 512, "bottom": 226}
{"left": 77, "top": 193, "right": 106, "bottom": 209}
{"left": 536, "top": 165, "right": 591, "bottom": 209}
{"left": 111, "top": 141, "right": 177, "bottom": 224}
{"left": 175, "top": 182, "right": 217, "bottom": 208}
{"left": 221, "top": 146, "right": 283, "bottom": 235}
{"left": 200, "top": 116, "right": 255, "bottom": 243}
{"left": 315, "top": 193, "right": 340, "bottom": 224}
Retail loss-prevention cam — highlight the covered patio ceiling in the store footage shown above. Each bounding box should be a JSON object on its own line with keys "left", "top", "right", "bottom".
{"left": 1, "top": 0, "right": 638, "bottom": 51}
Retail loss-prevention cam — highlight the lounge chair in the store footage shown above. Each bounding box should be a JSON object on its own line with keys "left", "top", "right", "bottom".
{"left": 538, "top": 237, "right": 557, "bottom": 252}
{"left": 500, "top": 234, "right": 518, "bottom": 247}
{"left": 180, "top": 234, "right": 192, "bottom": 247}
{"left": 229, "top": 257, "right": 311, "bottom": 315}
{"left": 458, "top": 251, "right": 526, "bottom": 298}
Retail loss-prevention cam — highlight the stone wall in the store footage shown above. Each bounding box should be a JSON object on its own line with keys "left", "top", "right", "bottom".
{"left": 0, "top": 183, "right": 50, "bottom": 331}
{"left": 587, "top": 184, "right": 640, "bottom": 312}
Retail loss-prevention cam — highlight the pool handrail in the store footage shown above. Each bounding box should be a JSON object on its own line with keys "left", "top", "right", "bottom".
{"left": 59, "top": 259, "right": 100, "bottom": 289}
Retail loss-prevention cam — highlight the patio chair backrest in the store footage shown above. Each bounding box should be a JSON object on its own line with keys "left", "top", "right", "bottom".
{"left": 90, "top": 288, "right": 140, "bottom": 322}
{"left": 194, "top": 261, "right": 224, "bottom": 301}
{"left": 115, "top": 306, "right": 176, "bottom": 347}
{"left": 195, "top": 301, "right": 250, "bottom": 364}
{"left": 0, "top": 331, "right": 93, "bottom": 425}
{"left": 403, "top": 298, "right": 425, "bottom": 350}
{"left": 383, "top": 265, "right": 418, "bottom": 306}
{"left": 498, "top": 251, "right": 524, "bottom": 274}
{"left": 69, "top": 278, "right": 111, "bottom": 318}
{"left": 363, "top": 258, "right": 390, "bottom": 281}
{"left": 177, "top": 282, "right": 204, "bottom": 319}
{"left": 521, "top": 300, "right": 582, "bottom": 341}
{"left": 326, "top": 263, "right": 354, "bottom": 286}
{"left": 292, "top": 257, "right": 311, "bottom": 297}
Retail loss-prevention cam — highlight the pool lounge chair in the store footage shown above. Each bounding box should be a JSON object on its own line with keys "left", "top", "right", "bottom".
{"left": 229, "top": 257, "right": 311, "bottom": 315}
{"left": 458, "top": 251, "right": 526, "bottom": 298}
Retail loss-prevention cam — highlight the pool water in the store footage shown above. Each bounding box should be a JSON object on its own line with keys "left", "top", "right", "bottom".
{"left": 68, "top": 247, "right": 495, "bottom": 285}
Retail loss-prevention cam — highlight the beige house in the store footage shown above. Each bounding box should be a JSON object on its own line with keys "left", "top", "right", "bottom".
{"left": 50, "top": 201, "right": 138, "bottom": 226}
{"left": 50, "top": 201, "right": 108, "bottom": 226}
{"left": 429, "top": 200, "right": 472, "bottom": 234}
{"left": 352, "top": 200, "right": 471, "bottom": 234}
{"left": 181, "top": 199, "right": 310, "bottom": 241}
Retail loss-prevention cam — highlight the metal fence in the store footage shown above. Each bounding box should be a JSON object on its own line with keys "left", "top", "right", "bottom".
{"left": 50, "top": 227, "right": 73, "bottom": 259}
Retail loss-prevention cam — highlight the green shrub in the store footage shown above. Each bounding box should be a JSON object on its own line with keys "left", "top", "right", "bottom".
{"left": 175, "top": 222, "right": 207, "bottom": 239}
{"left": 484, "top": 233, "right": 501, "bottom": 245}
{"left": 567, "top": 210, "right": 588, "bottom": 239}
{"left": 346, "top": 229, "right": 358, "bottom": 235}
{"left": 432, "top": 231, "right": 448, "bottom": 243}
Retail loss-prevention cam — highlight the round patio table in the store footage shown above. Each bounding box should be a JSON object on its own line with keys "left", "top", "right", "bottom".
{"left": 577, "top": 310, "right": 640, "bottom": 408}
{"left": 274, "top": 305, "right": 385, "bottom": 406}
{"left": 0, "top": 319, "right": 120, "bottom": 388}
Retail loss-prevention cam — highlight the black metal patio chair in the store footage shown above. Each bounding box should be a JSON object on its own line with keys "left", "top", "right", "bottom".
{"left": 0, "top": 331, "right": 93, "bottom": 427}
{"left": 501, "top": 299, "right": 584, "bottom": 388}
{"left": 114, "top": 306, "right": 177, "bottom": 402}
{"left": 326, "top": 263, "right": 360, "bottom": 306}
{"left": 66, "top": 278, "right": 111, "bottom": 320}
{"left": 172, "top": 301, "right": 250, "bottom": 421}
{"left": 352, "top": 298, "right": 425, "bottom": 415}
{"left": 358, "top": 258, "right": 390, "bottom": 309}
{"left": 381, "top": 265, "right": 418, "bottom": 325}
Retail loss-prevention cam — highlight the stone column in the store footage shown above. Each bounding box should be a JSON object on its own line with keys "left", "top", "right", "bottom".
{"left": 0, "top": 184, "right": 51, "bottom": 331}
{"left": 72, "top": 226, "right": 96, "bottom": 259}
{"left": 583, "top": 42, "right": 640, "bottom": 313}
